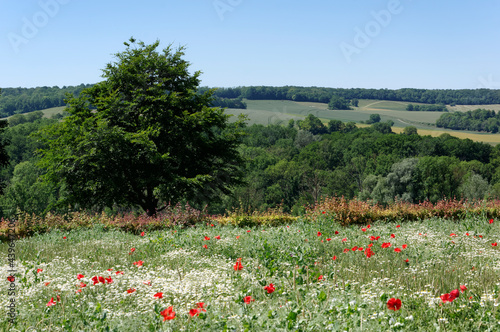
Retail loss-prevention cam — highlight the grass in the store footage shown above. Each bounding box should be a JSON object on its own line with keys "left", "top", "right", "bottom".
{"left": 2, "top": 212, "right": 500, "bottom": 330}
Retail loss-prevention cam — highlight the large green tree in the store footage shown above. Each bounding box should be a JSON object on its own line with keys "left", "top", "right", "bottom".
{"left": 37, "top": 39, "right": 245, "bottom": 215}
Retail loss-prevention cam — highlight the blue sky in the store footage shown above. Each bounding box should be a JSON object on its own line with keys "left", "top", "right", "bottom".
{"left": 1, "top": 0, "right": 499, "bottom": 89}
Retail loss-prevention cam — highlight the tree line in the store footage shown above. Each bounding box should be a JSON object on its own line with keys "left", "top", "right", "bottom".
{"left": 406, "top": 104, "right": 448, "bottom": 112}
{"left": 436, "top": 109, "right": 500, "bottom": 133}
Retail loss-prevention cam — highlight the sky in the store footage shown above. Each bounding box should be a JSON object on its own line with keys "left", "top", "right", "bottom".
{"left": 1, "top": 0, "right": 499, "bottom": 90}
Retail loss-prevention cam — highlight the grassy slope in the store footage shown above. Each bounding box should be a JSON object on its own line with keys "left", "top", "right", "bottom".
{"left": 226, "top": 99, "right": 500, "bottom": 145}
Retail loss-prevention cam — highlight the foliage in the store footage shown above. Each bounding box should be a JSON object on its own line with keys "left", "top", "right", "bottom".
{"left": 36, "top": 39, "right": 246, "bottom": 216}
{"left": 328, "top": 95, "right": 352, "bottom": 110}
{"left": 406, "top": 103, "right": 448, "bottom": 112}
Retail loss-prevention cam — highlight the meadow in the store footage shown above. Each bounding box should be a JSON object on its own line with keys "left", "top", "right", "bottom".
{"left": 2, "top": 201, "right": 500, "bottom": 331}
{"left": 226, "top": 100, "right": 500, "bottom": 145}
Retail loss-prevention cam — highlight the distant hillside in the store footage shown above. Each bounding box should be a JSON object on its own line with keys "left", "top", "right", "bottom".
{"left": 2, "top": 85, "right": 500, "bottom": 118}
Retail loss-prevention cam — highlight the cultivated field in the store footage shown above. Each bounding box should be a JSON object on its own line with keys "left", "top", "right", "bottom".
{"left": 2, "top": 213, "right": 500, "bottom": 330}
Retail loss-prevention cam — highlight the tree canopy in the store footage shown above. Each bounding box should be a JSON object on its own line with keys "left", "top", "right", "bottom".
{"left": 37, "top": 39, "right": 245, "bottom": 215}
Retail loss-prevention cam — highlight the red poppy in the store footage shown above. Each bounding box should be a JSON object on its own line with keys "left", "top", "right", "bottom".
{"left": 332, "top": 255, "right": 337, "bottom": 260}
{"left": 396, "top": 225, "right": 401, "bottom": 228}
{"left": 236, "top": 236, "right": 240, "bottom": 239}
{"left": 37, "top": 269, "right": 43, "bottom": 273}
{"left": 402, "top": 244, "right": 407, "bottom": 249}
{"left": 133, "top": 260, "right": 144, "bottom": 267}
{"left": 450, "top": 233, "right": 457, "bottom": 237}
{"left": 358, "top": 247, "right": 363, "bottom": 251}
{"left": 405, "top": 259, "right": 409, "bottom": 263}
{"left": 141, "top": 231, "right": 145, "bottom": 236}
{"left": 189, "top": 308, "right": 200, "bottom": 317}
{"left": 390, "top": 234, "right": 395, "bottom": 238}
{"left": 440, "top": 293, "right": 450, "bottom": 303}
{"left": 127, "top": 288, "right": 136, "bottom": 294}
{"left": 7, "top": 276, "right": 14, "bottom": 282}
{"left": 335, "top": 231, "right": 339, "bottom": 235}
{"left": 322, "top": 211, "right": 325, "bottom": 214}
{"left": 326, "top": 238, "right": 331, "bottom": 241}
{"left": 203, "top": 244, "right": 208, "bottom": 249}
{"left": 98, "top": 276, "right": 105, "bottom": 284}
{"left": 489, "top": 219, "right": 494, "bottom": 224}
{"left": 460, "top": 285, "right": 467, "bottom": 292}
{"left": 479, "top": 235, "right": 483, "bottom": 238}
{"left": 365, "top": 247, "right": 374, "bottom": 258}
{"left": 76, "top": 289, "right": 82, "bottom": 293}
{"left": 92, "top": 276, "right": 99, "bottom": 285}
{"left": 342, "top": 238, "right": 347, "bottom": 242}
{"left": 264, "top": 283, "right": 275, "bottom": 294}
{"left": 105, "top": 276, "right": 113, "bottom": 284}
{"left": 369, "top": 236, "right": 380, "bottom": 241}
{"left": 129, "top": 248, "right": 135, "bottom": 254}
{"left": 394, "top": 248, "right": 401, "bottom": 253}
{"left": 79, "top": 282, "right": 86, "bottom": 288}
{"left": 154, "top": 292, "right": 163, "bottom": 299}
{"left": 247, "top": 230, "right": 251, "bottom": 233}
{"left": 368, "top": 243, "right": 373, "bottom": 248}
{"left": 143, "top": 280, "right": 151, "bottom": 286}
{"left": 317, "top": 232, "right": 322, "bottom": 236}
{"left": 45, "top": 282, "right": 51, "bottom": 286}
{"left": 381, "top": 242, "right": 391, "bottom": 248}
{"left": 204, "top": 236, "right": 210, "bottom": 241}
{"left": 63, "top": 236, "right": 67, "bottom": 239}
{"left": 343, "top": 248, "right": 349, "bottom": 253}
{"left": 234, "top": 259, "right": 243, "bottom": 271}
{"left": 243, "top": 296, "right": 255, "bottom": 304}
{"left": 56, "top": 295, "right": 61, "bottom": 302}
{"left": 77, "top": 274, "right": 84, "bottom": 279}
{"left": 210, "top": 223, "right": 214, "bottom": 227}
{"left": 46, "top": 297, "right": 56, "bottom": 307}
{"left": 492, "top": 242, "right": 498, "bottom": 247}
{"left": 318, "top": 275, "right": 323, "bottom": 281}
{"left": 367, "top": 224, "right": 371, "bottom": 229}
{"left": 107, "top": 268, "right": 113, "bottom": 272}
{"left": 387, "top": 298, "right": 401, "bottom": 311}
{"left": 215, "top": 235, "right": 221, "bottom": 240}
{"left": 116, "top": 271, "right": 124, "bottom": 275}
{"left": 352, "top": 246, "right": 358, "bottom": 251}
{"left": 161, "top": 306, "right": 176, "bottom": 321}
{"left": 196, "top": 302, "right": 207, "bottom": 312}
{"left": 449, "top": 289, "right": 459, "bottom": 301}
{"left": 361, "top": 228, "right": 366, "bottom": 232}
{"left": 466, "top": 232, "right": 470, "bottom": 236}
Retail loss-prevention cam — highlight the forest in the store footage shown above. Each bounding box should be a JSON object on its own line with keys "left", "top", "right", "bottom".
{"left": 1, "top": 110, "right": 499, "bottom": 217}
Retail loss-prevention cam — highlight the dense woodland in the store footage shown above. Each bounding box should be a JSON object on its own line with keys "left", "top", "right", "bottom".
{"left": 2, "top": 110, "right": 500, "bottom": 217}
{"left": 2, "top": 85, "right": 500, "bottom": 117}
{"left": 436, "top": 109, "right": 500, "bottom": 133}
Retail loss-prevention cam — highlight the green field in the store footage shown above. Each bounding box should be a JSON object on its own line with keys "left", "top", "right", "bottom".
{"left": 226, "top": 99, "right": 500, "bottom": 144}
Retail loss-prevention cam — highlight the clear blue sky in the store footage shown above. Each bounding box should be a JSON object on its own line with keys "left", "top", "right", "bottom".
{"left": 1, "top": 0, "right": 499, "bottom": 89}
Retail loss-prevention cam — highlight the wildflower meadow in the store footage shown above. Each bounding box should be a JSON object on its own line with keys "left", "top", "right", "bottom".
{"left": 2, "top": 200, "right": 500, "bottom": 330}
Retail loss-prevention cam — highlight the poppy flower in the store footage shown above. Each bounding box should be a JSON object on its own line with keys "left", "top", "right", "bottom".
{"left": 204, "top": 236, "right": 210, "bottom": 241}
{"left": 317, "top": 232, "right": 322, "bottom": 236}
{"left": 318, "top": 275, "right": 324, "bottom": 281}
{"left": 390, "top": 234, "right": 395, "bottom": 238}
{"left": 127, "top": 288, "right": 136, "bottom": 294}
{"left": 37, "top": 269, "right": 43, "bottom": 273}
{"left": 203, "top": 244, "right": 208, "bottom": 249}
{"left": 450, "top": 233, "right": 457, "bottom": 237}
{"left": 75, "top": 289, "right": 82, "bottom": 293}
{"left": 396, "top": 225, "right": 401, "bottom": 228}
{"left": 402, "top": 244, "right": 407, "bottom": 249}
{"left": 98, "top": 276, "right": 105, "bottom": 284}
{"left": 367, "top": 224, "right": 371, "bottom": 228}
{"left": 479, "top": 235, "right": 483, "bottom": 238}
{"left": 342, "top": 238, "right": 347, "bottom": 242}
{"left": 368, "top": 243, "right": 373, "bottom": 248}
{"left": 143, "top": 280, "right": 151, "bottom": 286}
{"left": 160, "top": 306, "right": 176, "bottom": 321}
{"left": 105, "top": 276, "right": 113, "bottom": 284}
{"left": 141, "top": 231, "right": 145, "bottom": 236}
{"left": 210, "top": 223, "right": 214, "bottom": 227}
{"left": 466, "top": 232, "right": 470, "bottom": 236}
{"left": 79, "top": 282, "right": 86, "bottom": 288}
{"left": 215, "top": 235, "right": 221, "bottom": 240}
{"left": 56, "top": 295, "right": 61, "bottom": 302}
{"left": 361, "top": 228, "right": 366, "bottom": 232}
{"left": 440, "top": 293, "right": 450, "bottom": 303}
{"left": 243, "top": 296, "right": 255, "bottom": 304}
{"left": 405, "top": 259, "right": 409, "bottom": 263}
{"left": 332, "top": 255, "right": 337, "bottom": 260}
{"left": 489, "top": 219, "right": 494, "bottom": 224}
{"left": 492, "top": 242, "right": 498, "bottom": 247}
{"left": 63, "top": 236, "right": 67, "bottom": 239}
{"left": 133, "top": 260, "right": 144, "bottom": 267}
{"left": 369, "top": 236, "right": 380, "bottom": 241}
{"left": 236, "top": 236, "right": 240, "bottom": 239}
{"left": 189, "top": 308, "right": 200, "bottom": 317}
{"left": 449, "top": 289, "right": 459, "bottom": 300}
{"left": 365, "top": 247, "right": 374, "bottom": 258}
{"left": 247, "top": 230, "right": 251, "bottom": 233}
{"left": 264, "top": 283, "right": 275, "bottom": 294}
{"left": 394, "top": 248, "right": 401, "bottom": 253}
{"left": 352, "top": 246, "right": 358, "bottom": 251}
{"left": 77, "top": 274, "right": 85, "bottom": 280}
{"left": 326, "top": 238, "right": 331, "bottom": 241}
{"left": 387, "top": 298, "right": 401, "bottom": 311}
{"left": 129, "top": 248, "right": 135, "bottom": 254}
{"left": 381, "top": 242, "right": 391, "bottom": 248}
{"left": 196, "top": 302, "right": 207, "bottom": 312}
{"left": 92, "top": 276, "right": 99, "bottom": 285}
{"left": 7, "top": 276, "right": 14, "bottom": 282}
{"left": 46, "top": 297, "right": 56, "bottom": 307}
{"left": 460, "top": 285, "right": 467, "bottom": 292}
{"left": 154, "top": 292, "right": 163, "bottom": 299}
{"left": 343, "top": 248, "right": 349, "bottom": 253}
{"left": 234, "top": 259, "right": 243, "bottom": 271}
{"left": 322, "top": 211, "right": 325, "bottom": 214}
{"left": 335, "top": 231, "right": 339, "bottom": 235}
{"left": 115, "top": 271, "right": 124, "bottom": 275}
{"left": 107, "top": 268, "right": 113, "bottom": 272}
